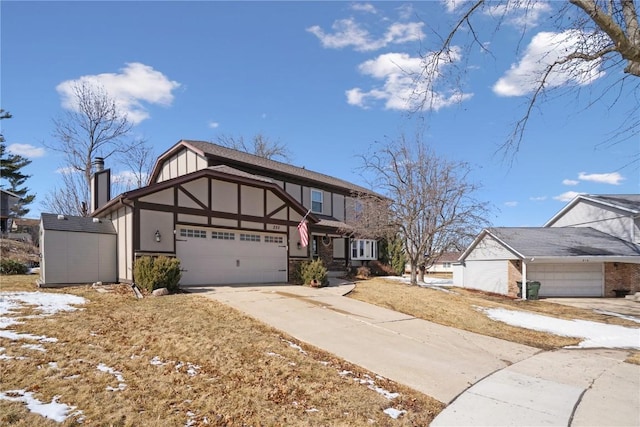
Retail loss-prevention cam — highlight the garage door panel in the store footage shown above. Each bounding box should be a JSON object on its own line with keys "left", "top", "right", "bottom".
{"left": 176, "top": 226, "right": 287, "bottom": 286}
{"left": 529, "top": 263, "right": 602, "bottom": 297}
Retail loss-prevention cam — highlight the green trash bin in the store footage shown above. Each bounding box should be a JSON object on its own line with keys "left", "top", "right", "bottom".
{"left": 516, "top": 281, "right": 541, "bottom": 300}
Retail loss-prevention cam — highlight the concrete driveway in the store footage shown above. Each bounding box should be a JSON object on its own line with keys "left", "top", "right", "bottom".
{"left": 188, "top": 281, "right": 640, "bottom": 426}
{"left": 545, "top": 297, "right": 640, "bottom": 318}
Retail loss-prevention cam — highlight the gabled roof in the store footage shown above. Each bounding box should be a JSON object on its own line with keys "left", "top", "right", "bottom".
{"left": 545, "top": 194, "right": 640, "bottom": 226}
{"left": 41, "top": 213, "right": 116, "bottom": 234}
{"left": 151, "top": 140, "right": 376, "bottom": 196}
{"left": 93, "top": 165, "right": 318, "bottom": 223}
{"left": 461, "top": 227, "right": 640, "bottom": 260}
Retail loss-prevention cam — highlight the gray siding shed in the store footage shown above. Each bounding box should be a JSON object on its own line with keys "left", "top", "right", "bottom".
{"left": 39, "top": 213, "right": 117, "bottom": 286}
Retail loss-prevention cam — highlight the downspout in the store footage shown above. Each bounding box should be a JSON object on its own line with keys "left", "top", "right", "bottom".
{"left": 521, "top": 259, "right": 528, "bottom": 301}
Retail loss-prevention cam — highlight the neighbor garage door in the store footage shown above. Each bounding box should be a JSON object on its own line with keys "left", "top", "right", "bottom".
{"left": 176, "top": 226, "right": 288, "bottom": 286}
{"left": 528, "top": 263, "right": 603, "bottom": 297}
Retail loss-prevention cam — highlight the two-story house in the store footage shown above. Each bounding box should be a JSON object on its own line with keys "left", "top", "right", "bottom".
{"left": 40, "top": 140, "right": 380, "bottom": 286}
{"left": 453, "top": 194, "right": 640, "bottom": 298}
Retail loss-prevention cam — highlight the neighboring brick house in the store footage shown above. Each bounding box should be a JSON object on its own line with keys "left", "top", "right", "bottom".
{"left": 66, "top": 140, "right": 382, "bottom": 286}
{"left": 454, "top": 194, "right": 640, "bottom": 298}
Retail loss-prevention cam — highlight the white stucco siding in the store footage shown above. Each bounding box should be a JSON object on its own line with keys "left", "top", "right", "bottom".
{"left": 139, "top": 210, "right": 174, "bottom": 252}
{"left": 180, "top": 178, "right": 209, "bottom": 207}
{"left": 461, "top": 260, "right": 509, "bottom": 295}
{"left": 285, "top": 183, "right": 302, "bottom": 202}
{"left": 333, "top": 238, "right": 346, "bottom": 258}
{"left": 466, "top": 235, "right": 516, "bottom": 260}
{"left": 139, "top": 188, "right": 173, "bottom": 205}
{"left": 211, "top": 180, "right": 237, "bottom": 213}
{"left": 241, "top": 185, "right": 264, "bottom": 216}
{"left": 333, "top": 194, "right": 345, "bottom": 220}
{"left": 109, "top": 206, "right": 132, "bottom": 282}
{"left": 266, "top": 191, "right": 287, "bottom": 220}
{"left": 549, "top": 200, "right": 635, "bottom": 243}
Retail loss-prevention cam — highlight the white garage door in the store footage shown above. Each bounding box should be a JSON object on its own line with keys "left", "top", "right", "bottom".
{"left": 176, "top": 226, "right": 288, "bottom": 286}
{"left": 528, "top": 263, "right": 603, "bottom": 297}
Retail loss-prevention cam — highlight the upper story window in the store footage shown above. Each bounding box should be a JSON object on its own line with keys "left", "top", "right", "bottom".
{"left": 311, "top": 189, "right": 323, "bottom": 213}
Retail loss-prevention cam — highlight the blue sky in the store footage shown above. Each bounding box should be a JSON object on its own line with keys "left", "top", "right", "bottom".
{"left": 2, "top": 1, "right": 638, "bottom": 226}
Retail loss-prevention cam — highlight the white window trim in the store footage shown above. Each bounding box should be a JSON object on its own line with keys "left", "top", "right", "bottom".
{"left": 311, "top": 189, "right": 323, "bottom": 214}
{"left": 350, "top": 239, "right": 377, "bottom": 261}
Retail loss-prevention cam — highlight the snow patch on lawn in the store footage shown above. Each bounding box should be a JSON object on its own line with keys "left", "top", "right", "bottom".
{"left": 0, "top": 292, "right": 86, "bottom": 316}
{"left": 480, "top": 307, "right": 640, "bottom": 349}
{"left": 97, "top": 363, "right": 127, "bottom": 391}
{"left": 0, "top": 389, "right": 82, "bottom": 423}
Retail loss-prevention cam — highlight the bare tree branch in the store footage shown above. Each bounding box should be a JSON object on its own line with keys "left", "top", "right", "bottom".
{"left": 215, "top": 133, "right": 292, "bottom": 162}
{"left": 353, "top": 133, "right": 490, "bottom": 285}
{"left": 45, "top": 82, "right": 134, "bottom": 214}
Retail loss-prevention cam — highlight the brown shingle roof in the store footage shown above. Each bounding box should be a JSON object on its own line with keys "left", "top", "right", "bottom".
{"left": 181, "top": 140, "right": 376, "bottom": 195}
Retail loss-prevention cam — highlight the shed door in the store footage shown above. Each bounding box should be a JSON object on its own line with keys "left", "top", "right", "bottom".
{"left": 528, "top": 263, "right": 603, "bottom": 297}
{"left": 176, "top": 226, "right": 287, "bottom": 286}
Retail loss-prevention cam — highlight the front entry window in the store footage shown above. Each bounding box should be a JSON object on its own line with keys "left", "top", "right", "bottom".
{"left": 350, "top": 239, "right": 377, "bottom": 260}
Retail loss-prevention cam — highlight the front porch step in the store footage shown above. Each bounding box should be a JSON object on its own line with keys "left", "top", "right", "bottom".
{"left": 327, "top": 270, "right": 348, "bottom": 278}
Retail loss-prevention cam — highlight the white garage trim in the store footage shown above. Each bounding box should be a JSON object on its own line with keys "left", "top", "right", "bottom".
{"left": 528, "top": 263, "right": 603, "bottom": 297}
{"left": 176, "top": 226, "right": 288, "bottom": 286}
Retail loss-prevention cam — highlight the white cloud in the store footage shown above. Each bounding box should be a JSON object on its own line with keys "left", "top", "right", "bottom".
{"left": 529, "top": 196, "right": 547, "bottom": 201}
{"left": 554, "top": 191, "right": 583, "bottom": 202}
{"left": 493, "top": 30, "right": 605, "bottom": 97}
{"left": 504, "top": 201, "right": 518, "bottom": 207}
{"left": 347, "top": 50, "right": 472, "bottom": 111}
{"left": 56, "top": 62, "right": 181, "bottom": 125}
{"left": 484, "top": 1, "right": 551, "bottom": 28}
{"left": 55, "top": 166, "right": 79, "bottom": 175}
{"left": 562, "top": 179, "right": 579, "bottom": 186}
{"left": 112, "top": 170, "right": 147, "bottom": 187}
{"left": 208, "top": 121, "right": 220, "bottom": 129}
{"left": 7, "top": 143, "right": 45, "bottom": 158}
{"left": 441, "top": 0, "right": 469, "bottom": 13}
{"left": 351, "top": 3, "right": 377, "bottom": 14}
{"left": 578, "top": 171, "right": 624, "bottom": 185}
{"left": 307, "top": 18, "right": 424, "bottom": 52}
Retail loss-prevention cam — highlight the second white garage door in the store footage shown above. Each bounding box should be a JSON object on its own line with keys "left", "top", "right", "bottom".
{"left": 176, "top": 226, "right": 288, "bottom": 286}
{"left": 528, "top": 263, "right": 603, "bottom": 297}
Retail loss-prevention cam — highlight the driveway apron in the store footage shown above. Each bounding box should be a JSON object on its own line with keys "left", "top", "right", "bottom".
{"left": 191, "top": 283, "right": 538, "bottom": 404}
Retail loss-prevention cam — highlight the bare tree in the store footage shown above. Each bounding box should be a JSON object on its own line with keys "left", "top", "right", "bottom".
{"left": 44, "top": 82, "right": 133, "bottom": 215}
{"left": 215, "top": 133, "right": 292, "bottom": 162}
{"left": 356, "top": 134, "right": 490, "bottom": 285}
{"left": 113, "top": 139, "right": 156, "bottom": 192}
{"left": 417, "top": 0, "right": 640, "bottom": 157}
{"left": 41, "top": 169, "right": 89, "bottom": 217}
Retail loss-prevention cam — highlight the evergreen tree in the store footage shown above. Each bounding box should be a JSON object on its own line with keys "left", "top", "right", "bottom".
{"left": 0, "top": 111, "right": 35, "bottom": 217}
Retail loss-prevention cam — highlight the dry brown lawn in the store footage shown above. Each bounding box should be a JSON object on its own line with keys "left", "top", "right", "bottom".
{"left": 349, "top": 277, "right": 640, "bottom": 362}
{"left": 0, "top": 275, "right": 443, "bottom": 426}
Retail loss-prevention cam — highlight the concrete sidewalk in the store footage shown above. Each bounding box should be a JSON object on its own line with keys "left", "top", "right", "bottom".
{"left": 189, "top": 281, "right": 640, "bottom": 426}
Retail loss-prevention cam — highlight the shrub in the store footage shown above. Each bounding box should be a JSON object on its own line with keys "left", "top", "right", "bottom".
{"left": 0, "top": 259, "right": 28, "bottom": 275}
{"left": 299, "top": 259, "right": 328, "bottom": 287}
{"left": 356, "top": 265, "right": 371, "bottom": 279}
{"left": 368, "top": 260, "right": 397, "bottom": 276}
{"left": 134, "top": 256, "right": 182, "bottom": 293}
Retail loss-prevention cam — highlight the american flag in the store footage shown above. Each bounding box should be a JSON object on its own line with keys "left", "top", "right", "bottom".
{"left": 297, "top": 219, "right": 309, "bottom": 247}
